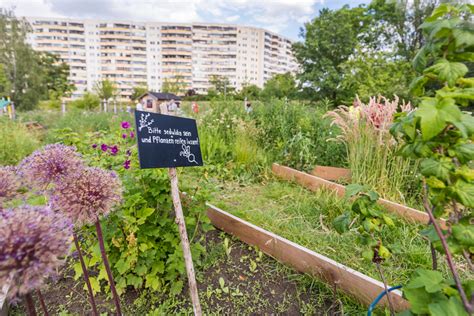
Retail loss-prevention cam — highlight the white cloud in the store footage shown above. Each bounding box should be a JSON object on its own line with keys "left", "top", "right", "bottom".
{"left": 0, "top": 0, "right": 325, "bottom": 37}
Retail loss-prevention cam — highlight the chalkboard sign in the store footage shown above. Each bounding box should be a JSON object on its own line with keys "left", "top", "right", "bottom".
{"left": 134, "top": 110, "right": 203, "bottom": 168}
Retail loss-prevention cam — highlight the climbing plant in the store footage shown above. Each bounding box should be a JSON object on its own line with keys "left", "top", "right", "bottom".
{"left": 390, "top": 3, "right": 474, "bottom": 315}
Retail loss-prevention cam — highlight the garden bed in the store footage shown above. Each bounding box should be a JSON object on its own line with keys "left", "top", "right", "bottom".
{"left": 7, "top": 230, "right": 342, "bottom": 315}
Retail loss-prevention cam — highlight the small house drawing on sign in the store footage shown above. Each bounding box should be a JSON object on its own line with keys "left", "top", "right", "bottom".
{"left": 137, "top": 92, "right": 181, "bottom": 114}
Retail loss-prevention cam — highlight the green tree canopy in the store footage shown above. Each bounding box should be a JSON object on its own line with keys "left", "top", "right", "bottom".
{"left": 131, "top": 85, "right": 148, "bottom": 100}
{"left": 261, "top": 72, "right": 297, "bottom": 99}
{"left": 238, "top": 83, "right": 261, "bottom": 100}
{"left": 293, "top": 5, "right": 371, "bottom": 103}
{"left": 94, "top": 79, "right": 117, "bottom": 101}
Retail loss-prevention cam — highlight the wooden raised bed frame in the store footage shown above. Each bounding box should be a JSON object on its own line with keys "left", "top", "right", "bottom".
{"left": 273, "top": 163, "right": 447, "bottom": 229}
{"left": 312, "top": 165, "right": 351, "bottom": 182}
{"left": 207, "top": 203, "right": 409, "bottom": 311}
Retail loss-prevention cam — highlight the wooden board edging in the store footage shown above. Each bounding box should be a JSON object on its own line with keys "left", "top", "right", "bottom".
{"left": 312, "top": 165, "right": 352, "bottom": 182}
{"left": 206, "top": 203, "right": 409, "bottom": 311}
{"left": 272, "top": 163, "right": 447, "bottom": 229}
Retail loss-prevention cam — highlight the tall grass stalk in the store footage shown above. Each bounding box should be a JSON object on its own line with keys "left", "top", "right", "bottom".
{"left": 326, "top": 96, "right": 419, "bottom": 205}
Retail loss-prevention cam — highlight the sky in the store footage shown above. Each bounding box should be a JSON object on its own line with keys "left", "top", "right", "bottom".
{"left": 0, "top": 0, "right": 369, "bottom": 40}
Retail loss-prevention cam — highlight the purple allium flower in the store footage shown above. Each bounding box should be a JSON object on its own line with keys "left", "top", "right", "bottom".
{"left": 110, "top": 145, "right": 119, "bottom": 155}
{"left": 0, "top": 205, "right": 72, "bottom": 298}
{"left": 18, "top": 144, "right": 84, "bottom": 188}
{"left": 0, "top": 166, "right": 20, "bottom": 205}
{"left": 92, "top": 144, "right": 98, "bottom": 149}
{"left": 121, "top": 121, "right": 131, "bottom": 129}
{"left": 53, "top": 167, "right": 122, "bottom": 225}
{"left": 122, "top": 133, "right": 127, "bottom": 139}
{"left": 130, "top": 131, "right": 135, "bottom": 138}
{"left": 123, "top": 160, "right": 131, "bottom": 170}
{"left": 101, "top": 144, "right": 108, "bottom": 152}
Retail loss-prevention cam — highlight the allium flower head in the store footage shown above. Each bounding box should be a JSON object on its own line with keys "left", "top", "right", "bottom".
{"left": 0, "top": 166, "right": 20, "bottom": 205}
{"left": 19, "top": 144, "right": 84, "bottom": 188}
{"left": 130, "top": 131, "right": 135, "bottom": 138}
{"left": 101, "top": 144, "right": 108, "bottom": 152}
{"left": 110, "top": 145, "right": 119, "bottom": 155}
{"left": 0, "top": 205, "right": 72, "bottom": 298}
{"left": 53, "top": 167, "right": 122, "bottom": 225}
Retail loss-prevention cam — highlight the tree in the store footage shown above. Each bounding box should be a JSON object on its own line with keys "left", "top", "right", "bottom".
{"left": 238, "top": 83, "right": 261, "bottom": 100}
{"left": 131, "top": 85, "right": 147, "bottom": 100}
{"left": 38, "top": 52, "right": 74, "bottom": 100}
{"left": 340, "top": 48, "right": 415, "bottom": 103}
{"left": 69, "top": 92, "right": 100, "bottom": 110}
{"left": 94, "top": 79, "right": 117, "bottom": 101}
{"left": 0, "top": 64, "right": 10, "bottom": 98}
{"left": 261, "top": 73, "right": 297, "bottom": 99}
{"left": 293, "top": 5, "right": 371, "bottom": 103}
{"left": 209, "top": 75, "right": 234, "bottom": 95}
{"left": 0, "top": 10, "right": 45, "bottom": 110}
{"left": 162, "top": 75, "right": 186, "bottom": 95}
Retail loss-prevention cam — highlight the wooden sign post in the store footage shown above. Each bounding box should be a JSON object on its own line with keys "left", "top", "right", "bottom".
{"left": 134, "top": 107, "right": 203, "bottom": 315}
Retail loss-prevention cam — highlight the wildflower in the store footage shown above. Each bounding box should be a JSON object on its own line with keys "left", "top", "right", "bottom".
{"left": 0, "top": 166, "right": 20, "bottom": 205}
{"left": 121, "top": 121, "right": 131, "bottom": 129}
{"left": 130, "top": 131, "right": 135, "bottom": 138}
{"left": 19, "top": 144, "right": 84, "bottom": 188}
{"left": 126, "top": 150, "right": 131, "bottom": 156}
{"left": 0, "top": 205, "right": 73, "bottom": 299}
{"left": 53, "top": 167, "right": 122, "bottom": 225}
{"left": 110, "top": 145, "right": 119, "bottom": 155}
{"left": 101, "top": 144, "right": 108, "bottom": 152}
{"left": 92, "top": 144, "right": 98, "bottom": 149}
{"left": 123, "top": 160, "right": 131, "bottom": 169}
{"left": 122, "top": 133, "right": 127, "bottom": 139}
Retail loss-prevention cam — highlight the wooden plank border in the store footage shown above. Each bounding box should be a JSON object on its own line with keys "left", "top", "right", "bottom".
{"left": 312, "top": 165, "right": 351, "bottom": 182}
{"left": 206, "top": 203, "right": 410, "bottom": 311}
{"left": 272, "top": 163, "right": 447, "bottom": 229}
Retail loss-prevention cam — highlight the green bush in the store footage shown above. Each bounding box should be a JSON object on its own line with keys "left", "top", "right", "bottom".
{"left": 0, "top": 117, "right": 40, "bottom": 165}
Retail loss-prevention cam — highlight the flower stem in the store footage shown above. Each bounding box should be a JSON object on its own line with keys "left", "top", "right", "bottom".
{"left": 36, "top": 290, "right": 49, "bottom": 316}
{"left": 73, "top": 232, "right": 99, "bottom": 316}
{"left": 24, "top": 293, "right": 37, "bottom": 316}
{"left": 95, "top": 220, "right": 122, "bottom": 316}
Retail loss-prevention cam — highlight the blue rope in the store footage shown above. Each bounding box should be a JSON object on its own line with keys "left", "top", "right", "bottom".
{"left": 367, "top": 285, "right": 402, "bottom": 316}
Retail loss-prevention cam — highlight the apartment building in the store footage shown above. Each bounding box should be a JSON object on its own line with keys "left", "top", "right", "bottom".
{"left": 26, "top": 17, "right": 298, "bottom": 100}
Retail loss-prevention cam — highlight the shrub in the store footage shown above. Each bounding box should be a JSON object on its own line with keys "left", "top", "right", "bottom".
{"left": 0, "top": 118, "right": 40, "bottom": 165}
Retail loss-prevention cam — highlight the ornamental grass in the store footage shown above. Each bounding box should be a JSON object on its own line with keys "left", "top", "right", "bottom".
{"left": 326, "top": 96, "right": 420, "bottom": 205}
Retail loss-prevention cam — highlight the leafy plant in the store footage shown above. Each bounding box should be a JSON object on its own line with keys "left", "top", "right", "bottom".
{"left": 391, "top": 3, "right": 474, "bottom": 314}
{"left": 333, "top": 183, "right": 397, "bottom": 313}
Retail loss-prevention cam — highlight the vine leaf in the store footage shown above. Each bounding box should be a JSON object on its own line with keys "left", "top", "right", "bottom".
{"left": 452, "top": 179, "right": 474, "bottom": 208}
{"left": 333, "top": 212, "right": 352, "bottom": 234}
{"left": 405, "top": 269, "right": 445, "bottom": 293}
{"left": 428, "top": 296, "right": 469, "bottom": 316}
{"left": 424, "top": 59, "right": 468, "bottom": 87}
{"left": 420, "top": 158, "right": 452, "bottom": 181}
{"left": 415, "top": 98, "right": 461, "bottom": 140}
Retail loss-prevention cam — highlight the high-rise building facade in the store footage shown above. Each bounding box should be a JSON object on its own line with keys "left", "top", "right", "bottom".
{"left": 25, "top": 17, "right": 298, "bottom": 100}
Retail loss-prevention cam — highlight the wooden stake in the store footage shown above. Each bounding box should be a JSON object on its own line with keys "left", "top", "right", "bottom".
{"left": 157, "top": 102, "right": 202, "bottom": 316}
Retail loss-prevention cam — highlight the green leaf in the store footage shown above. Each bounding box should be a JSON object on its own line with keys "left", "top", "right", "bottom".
{"left": 409, "top": 75, "right": 429, "bottom": 95}
{"left": 436, "top": 88, "right": 474, "bottom": 101}
{"left": 452, "top": 223, "right": 474, "bottom": 247}
{"left": 382, "top": 215, "right": 395, "bottom": 227}
{"left": 426, "top": 176, "right": 446, "bottom": 189}
{"left": 379, "top": 244, "right": 391, "bottom": 259}
{"left": 405, "top": 269, "right": 445, "bottom": 293}
{"left": 333, "top": 212, "right": 352, "bottom": 234}
{"left": 345, "top": 183, "right": 366, "bottom": 197}
{"left": 367, "top": 190, "right": 379, "bottom": 202}
{"left": 452, "top": 27, "right": 474, "bottom": 48}
{"left": 452, "top": 179, "right": 474, "bottom": 207}
{"left": 454, "top": 166, "right": 474, "bottom": 182}
{"left": 424, "top": 59, "right": 468, "bottom": 87}
{"left": 145, "top": 274, "right": 161, "bottom": 291}
{"left": 415, "top": 98, "right": 461, "bottom": 140}
{"left": 453, "top": 143, "right": 474, "bottom": 164}
{"left": 428, "top": 296, "right": 469, "bottom": 316}
{"left": 115, "top": 258, "right": 131, "bottom": 275}
{"left": 413, "top": 46, "right": 429, "bottom": 72}
{"left": 420, "top": 158, "right": 453, "bottom": 181}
